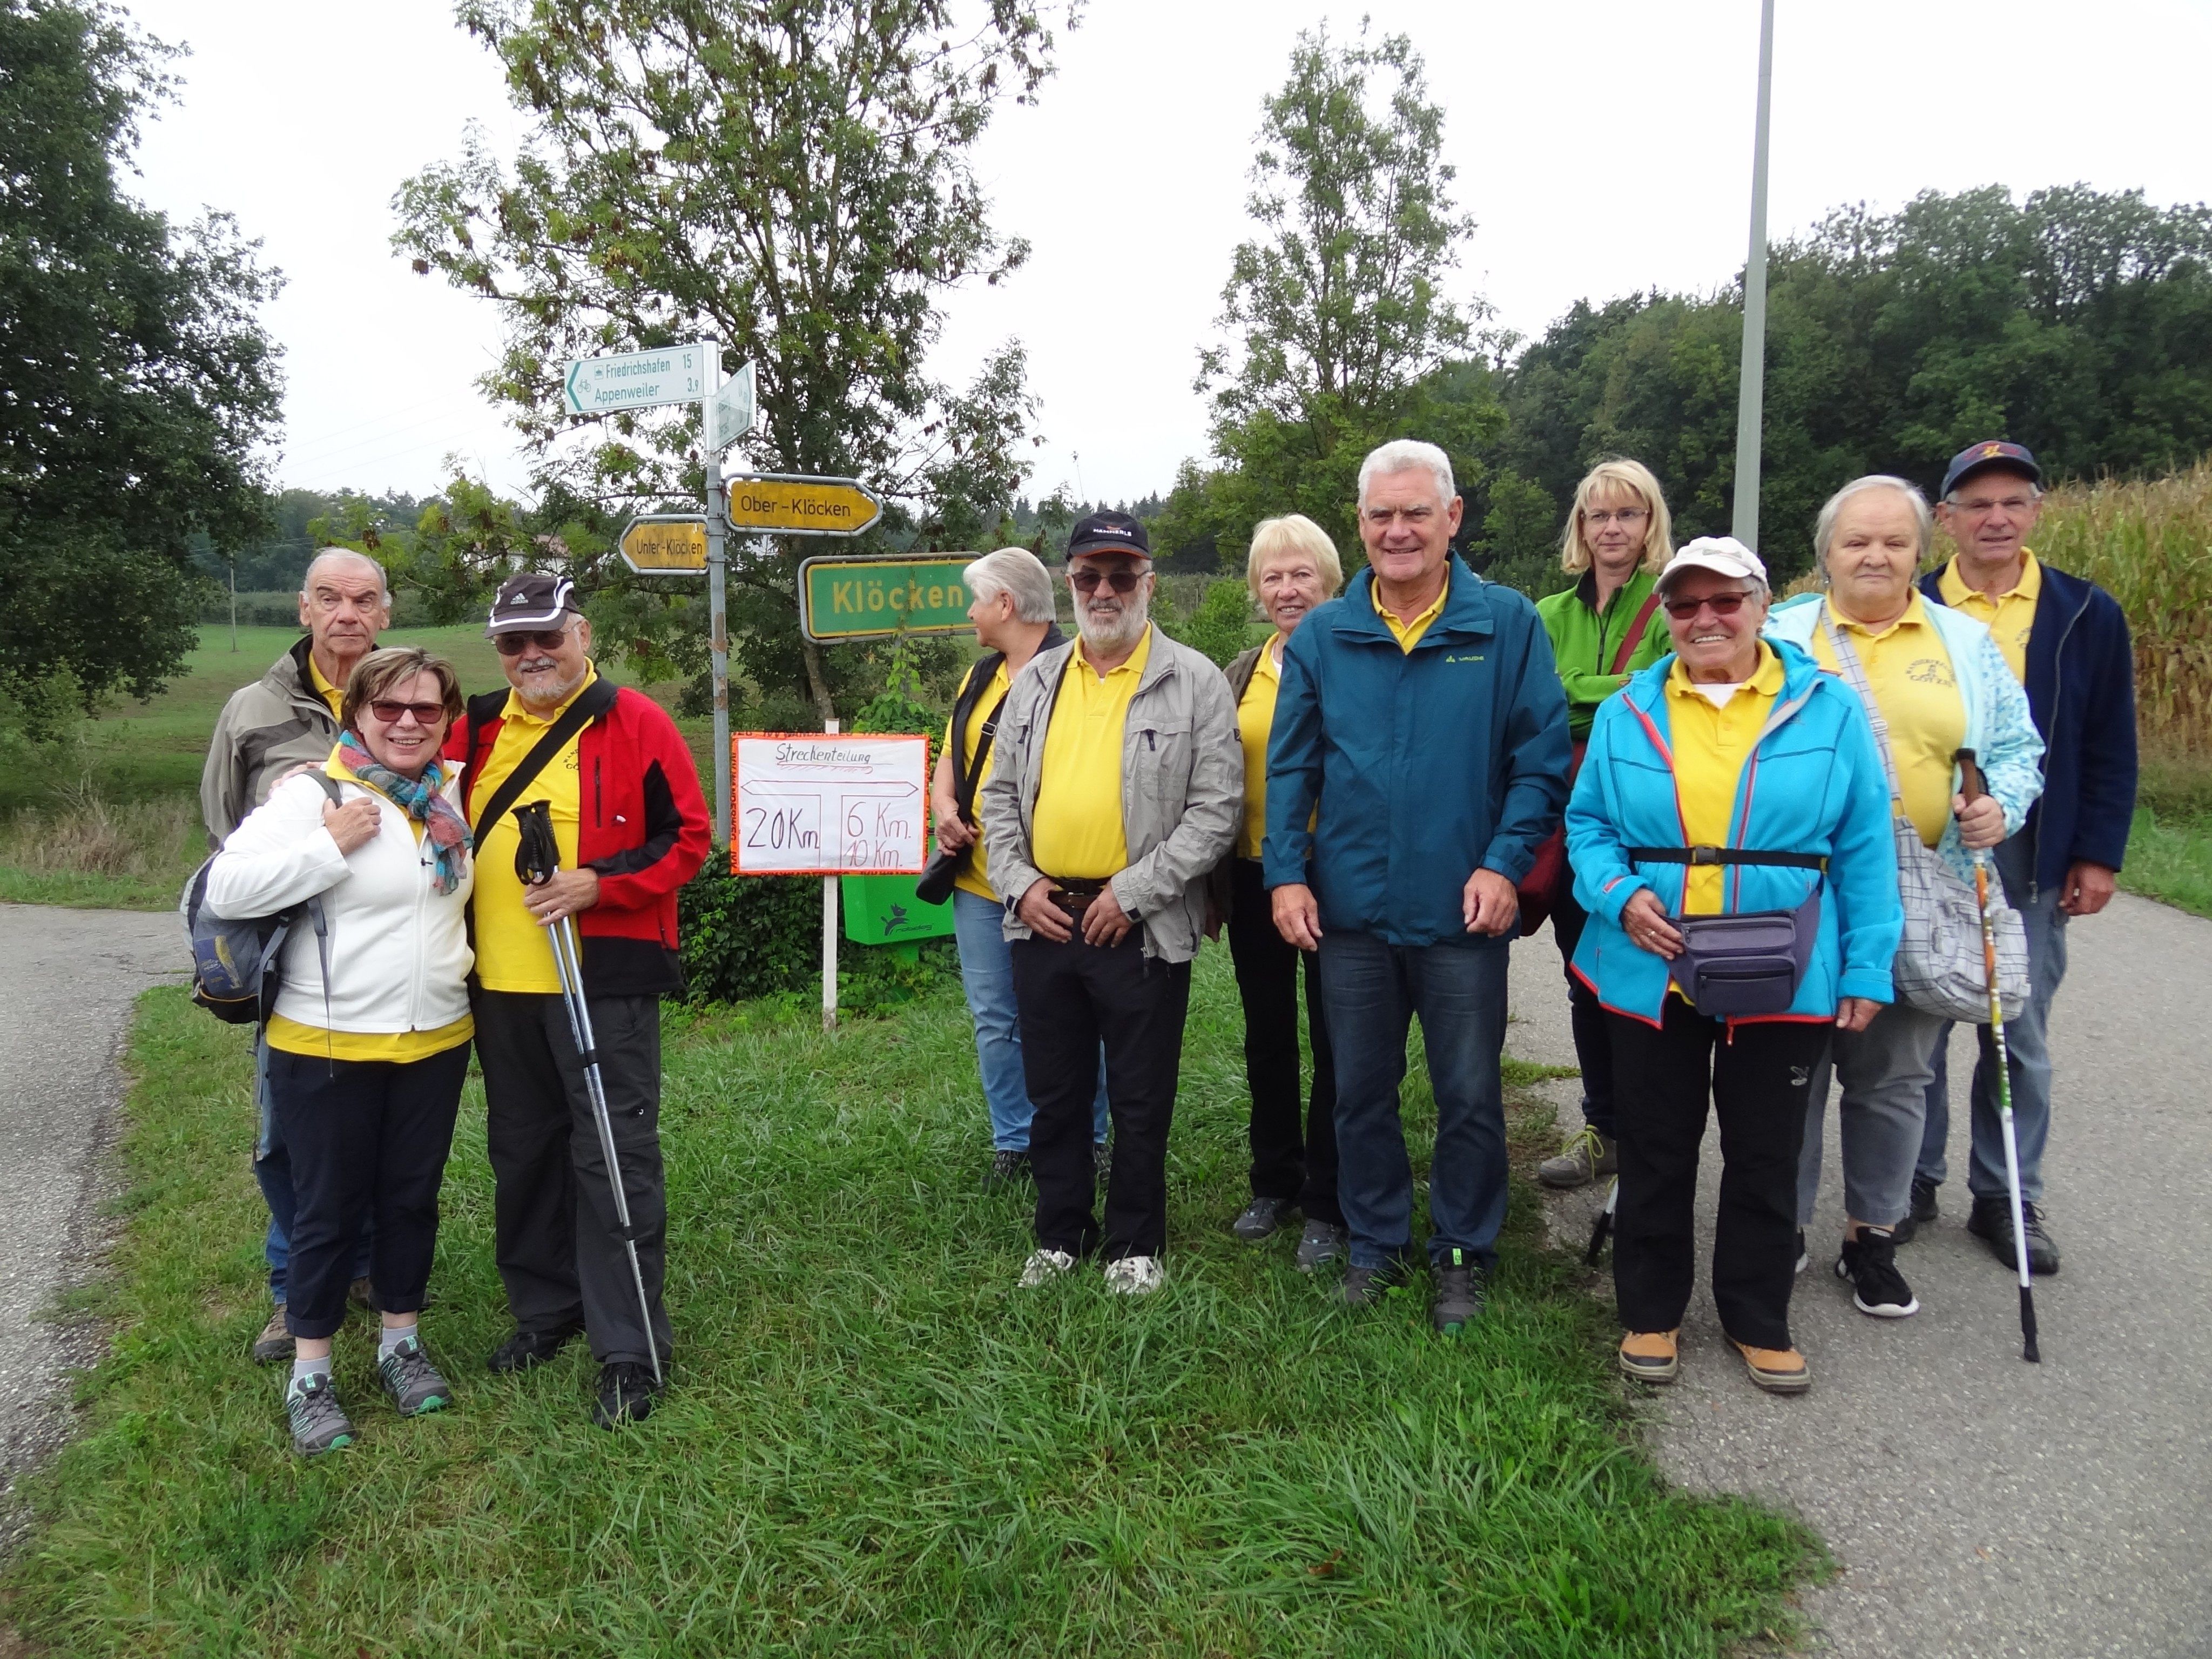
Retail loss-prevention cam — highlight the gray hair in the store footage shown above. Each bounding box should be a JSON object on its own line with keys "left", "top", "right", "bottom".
{"left": 962, "top": 546, "right": 1055, "bottom": 624}
{"left": 301, "top": 548, "right": 390, "bottom": 603}
{"left": 1812, "top": 476, "right": 1932, "bottom": 573}
{"left": 1356, "top": 439, "right": 1456, "bottom": 511}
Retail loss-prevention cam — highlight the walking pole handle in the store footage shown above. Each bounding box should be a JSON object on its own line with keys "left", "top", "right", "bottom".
{"left": 1954, "top": 748, "right": 1986, "bottom": 806}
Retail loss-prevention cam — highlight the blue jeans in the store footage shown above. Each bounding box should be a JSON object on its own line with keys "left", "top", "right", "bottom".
{"left": 253, "top": 1031, "right": 374, "bottom": 1301}
{"left": 953, "top": 889, "right": 1108, "bottom": 1151}
{"left": 1918, "top": 832, "right": 2067, "bottom": 1203}
{"left": 1318, "top": 931, "right": 1512, "bottom": 1271}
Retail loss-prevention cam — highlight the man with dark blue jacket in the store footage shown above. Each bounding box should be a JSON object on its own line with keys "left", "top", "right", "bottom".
{"left": 1910, "top": 441, "right": 2137, "bottom": 1275}
{"left": 1266, "top": 440, "right": 1572, "bottom": 1333}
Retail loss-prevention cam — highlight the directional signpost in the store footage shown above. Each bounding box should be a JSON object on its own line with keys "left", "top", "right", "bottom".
{"left": 799, "top": 555, "right": 978, "bottom": 642}
{"left": 725, "top": 474, "right": 882, "bottom": 537}
{"left": 617, "top": 514, "right": 709, "bottom": 575}
{"left": 561, "top": 342, "right": 709, "bottom": 416}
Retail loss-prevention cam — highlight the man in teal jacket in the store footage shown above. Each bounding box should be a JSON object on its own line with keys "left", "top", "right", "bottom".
{"left": 1266, "top": 440, "right": 1572, "bottom": 1334}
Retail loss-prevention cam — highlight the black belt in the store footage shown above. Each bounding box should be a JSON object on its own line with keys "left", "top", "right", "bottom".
{"left": 1626, "top": 845, "right": 1827, "bottom": 871}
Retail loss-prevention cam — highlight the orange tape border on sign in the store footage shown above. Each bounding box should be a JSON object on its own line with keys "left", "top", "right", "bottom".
{"left": 727, "top": 731, "right": 935, "bottom": 877}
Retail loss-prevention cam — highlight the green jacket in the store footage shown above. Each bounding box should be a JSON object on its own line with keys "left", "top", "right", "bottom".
{"left": 1533, "top": 567, "right": 1669, "bottom": 740}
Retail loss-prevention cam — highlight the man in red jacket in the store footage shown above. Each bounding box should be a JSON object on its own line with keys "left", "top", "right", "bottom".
{"left": 449, "top": 574, "right": 710, "bottom": 1427}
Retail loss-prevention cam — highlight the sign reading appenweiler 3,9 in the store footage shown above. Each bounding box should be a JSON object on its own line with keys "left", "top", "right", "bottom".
{"left": 798, "top": 555, "right": 979, "bottom": 642}
{"left": 730, "top": 733, "right": 929, "bottom": 876}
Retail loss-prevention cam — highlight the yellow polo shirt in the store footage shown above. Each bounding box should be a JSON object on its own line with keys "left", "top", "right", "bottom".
{"left": 1029, "top": 629, "right": 1151, "bottom": 881}
{"left": 1938, "top": 549, "right": 2040, "bottom": 684}
{"left": 1806, "top": 595, "right": 1964, "bottom": 848}
{"left": 1373, "top": 576, "right": 1447, "bottom": 653}
{"left": 943, "top": 657, "right": 1011, "bottom": 901}
{"left": 1235, "top": 643, "right": 1282, "bottom": 860}
{"left": 308, "top": 654, "right": 345, "bottom": 721}
{"left": 1665, "top": 643, "right": 1787, "bottom": 915}
{"left": 468, "top": 672, "right": 594, "bottom": 994}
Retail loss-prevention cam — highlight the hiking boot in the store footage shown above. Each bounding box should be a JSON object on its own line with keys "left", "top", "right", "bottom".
{"left": 1429, "top": 1250, "right": 1486, "bottom": 1336}
{"left": 1729, "top": 1338, "right": 1811, "bottom": 1395}
{"left": 377, "top": 1333, "right": 453, "bottom": 1417}
{"left": 1295, "top": 1219, "right": 1348, "bottom": 1273}
{"left": 982, "top": 1149, "right": 1031, "bottom": 1190}
{"left": 591, "top": 1360, "right": 663, "bottom": 1429}
{"left": 347, "top": 1277, "right": 377, "bottom": 1313}
{"left": 1231, "top": 1196, "right": 1293, "bottom": 1242}
{"left": 1340, "top": 1258, "right": 1410, "bottom": 1307}
{"left": 1103, "top": 1255, "right": 1164, "bottom": 1296}
{"left": 1538, "top": 1125, "right": 1617, "bottom": 1190}
{"left": 1892, "top": 1176, "right": 1939, "bottom": 1245}
{"left": 1094, "top": 1140, "right": 1112, "bottom": 1181}
{"left": 1018, "top": 1248, "right": 1078, "bottom": 1289}
{"left": 286, "top": 1372, "right": 356, "bottom": 1458}
{"left": 253, "top": 1303, "right": 294, "bottom": 1365}
{"left": 1836, "top": 1230, "right": 1920, "bottom": 1318}
{"left": 487, "top": 1323, "right": 582, "bottom": 1374}
{"left": 1618, "top": 1330, "right": 1680, "bottom": 1384}
{"left": 1967, "top": 1197, "right": 2061, "bottom": 1276}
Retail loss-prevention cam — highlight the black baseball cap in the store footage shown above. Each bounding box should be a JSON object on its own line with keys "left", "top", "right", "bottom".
{"left": 487, "top": 572, "right": 581, "bottom": 634}
{"left": 1941, "top": 440, "right": 2044, "bottom": 500}
{"left": 1067, "top": 510, "right": 1151, "bottom": 559}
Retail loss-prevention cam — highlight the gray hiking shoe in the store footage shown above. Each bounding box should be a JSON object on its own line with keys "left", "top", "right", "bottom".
{"left": 1340, "top": 1258, "right": 1411, "bottom": 1307}
{"left": 1094, "top": 1140, "right": 1112, "bottom": 1181}
{"left": 1538, "top": 1125, "right": 1617, "bottom": 1190}
{"left": 1431, "top": 1249, "right": 1487, "bottom": 1336}
{"left": 1231, "top": 1196, "right": 1293, "bottom": 1242}
{"left": 253, "top": 1303, "right": 294, "bottom": 1365}
{"left": 982, "top": 1149, "right": 1031, "bottom": 1190}
{"left": 377, "top": 1333, "right": 453, "bottom": 1417}
{"left": 286, "top": 1372, "right": 356, "bottom": 1458}
{"left": 1295, "top": 1219, "right": 1348, "bottom": 1272}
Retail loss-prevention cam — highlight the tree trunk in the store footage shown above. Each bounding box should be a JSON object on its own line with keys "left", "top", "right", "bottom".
{"left": 800, "top": 632, "right": 837, "bottom": 729}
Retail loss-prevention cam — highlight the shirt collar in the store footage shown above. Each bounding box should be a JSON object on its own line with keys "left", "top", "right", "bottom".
{"left": 1939, "top": 548, "right": 2040, "bottom": 608}
{"left": 1075, "top": 625, "right": 1151, "bottom": 681}
{"left": 1372, "top": 573, "right": 1449, "bottom": 630}
{"left": 1826, "top": 589, "right": 1928, "bottom": 640}
{"left": 1667, "top": 639, "right": 1784, "bottom": 700}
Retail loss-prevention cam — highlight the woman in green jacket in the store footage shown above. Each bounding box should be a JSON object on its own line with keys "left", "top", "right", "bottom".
{"left": 1532, "top": 457, "right": 1674, "bottom": 1190}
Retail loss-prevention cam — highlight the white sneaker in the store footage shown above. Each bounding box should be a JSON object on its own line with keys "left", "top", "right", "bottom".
{"left": 1103, "top": 1255, "right": 1164, "bottom": 1296}
{"left": 1018, "top": 1249, "right": 1078, "bottom": 1288}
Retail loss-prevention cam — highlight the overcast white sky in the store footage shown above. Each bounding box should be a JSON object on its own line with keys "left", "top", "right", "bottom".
{"left": 123, "top": 0, "right": 2212, "bottom": 511}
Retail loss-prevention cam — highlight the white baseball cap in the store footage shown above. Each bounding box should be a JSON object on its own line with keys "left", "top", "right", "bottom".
{"left": 1656, "top": 536, "right": 1768, "bottom": 592}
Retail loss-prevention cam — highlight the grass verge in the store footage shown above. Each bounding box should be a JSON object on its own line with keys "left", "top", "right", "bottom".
{"left": 1, "top": 959, "right": 1815, "bottom": 1657}
{"left": 2119, "top": 750, "right": 2212, "bottom": 920}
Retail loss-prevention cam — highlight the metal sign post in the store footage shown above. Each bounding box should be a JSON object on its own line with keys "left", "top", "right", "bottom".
{"left": 1731, "top": 0, "right": 1776, "bottom": 550}
{"left": 821, "top": 718, "right": 841, "bottom": 1030}
{"left": 707, "top": 448, "right": 731, "bottom": 849}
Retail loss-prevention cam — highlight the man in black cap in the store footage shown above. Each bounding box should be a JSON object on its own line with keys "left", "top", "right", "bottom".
{"left": 1908, "top": 442, "right": 2137, "bottom": 1274}
{"left": 444, "top": 574, "right": 711, "bottom": 1425}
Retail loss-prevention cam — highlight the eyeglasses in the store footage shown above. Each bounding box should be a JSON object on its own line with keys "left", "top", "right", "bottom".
{"left": 1583, "top": 507, "right": 1649, "bottom": 528}
{"left": 493, "top": 628, "right": 574, "bottom": 655}
{"left": 366, "top": 699, "right": 449, "bottom": 726}
{"left": 1662, "top": 592, "right": 1754, "bottom": 620}
{"left": 1070, "top": 568, "right": 1145, "bottom": 594}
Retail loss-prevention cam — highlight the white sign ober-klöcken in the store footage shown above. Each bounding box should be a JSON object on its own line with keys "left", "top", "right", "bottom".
{"left": 731, "top": 733, "right": 929, "bottom": 876}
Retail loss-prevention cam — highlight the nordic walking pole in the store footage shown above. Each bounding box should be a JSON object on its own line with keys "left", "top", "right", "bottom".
{"left": 1586, "top": 1177, "right": 1618, "bottom": 1266}
{"left": 512, "top": 802, "right": 664, "bottom": 1387}
{"left": 1954, "top": 751, "right": 2040, "bottom": 1363}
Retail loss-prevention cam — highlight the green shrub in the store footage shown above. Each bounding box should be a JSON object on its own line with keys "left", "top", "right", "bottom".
{"left": 1158, "top": 575, "right": 1259, "bottom": 666}
{"left": 678, "top": 865, "right": 822, "bottom": 1002}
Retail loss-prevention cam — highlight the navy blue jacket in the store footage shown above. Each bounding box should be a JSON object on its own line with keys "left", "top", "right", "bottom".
{"left": 1919, "top": 560, "right": 2137, "bottom": 895}
{"left": 1264, "top": 556, "right": 1573, "bottom": 948}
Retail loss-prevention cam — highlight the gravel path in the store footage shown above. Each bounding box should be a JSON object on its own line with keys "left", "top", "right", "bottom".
{"left": 1508, "top": 891, "right": 2212, "bottom": 1659}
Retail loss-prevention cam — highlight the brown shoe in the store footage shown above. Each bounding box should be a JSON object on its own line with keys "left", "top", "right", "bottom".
{"left": 348, "top": 1277, "right": 377, "bottom": 1313}
{"left": 1538, "top": 1127, "right": 1617, "bottom": 1190}
{"left": 252, "top": 1304, "right": 294, "bottom": 1365}
{"left": 1617, "top": 1329, "right": 1679, "bottom": 1384}
{"left": 1730, "top": 1338, "right": 1811, "bottom": 1394}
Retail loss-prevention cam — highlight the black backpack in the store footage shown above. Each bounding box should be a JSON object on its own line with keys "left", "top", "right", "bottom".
{"left": 181, "top": 773, "right": 342, "bottom": 1025}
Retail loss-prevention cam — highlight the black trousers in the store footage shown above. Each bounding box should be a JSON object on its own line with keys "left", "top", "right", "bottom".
{"left": 1225, "top": 859, "right": 1340, "bottom": 1221}
{"left": 267, "top": 1042, "right": 468, "bottom": 1341}
{"left": 473, "top": 990, "right": 671, "bottom": 1368}
{"left": 1549, "top": 871, "right": 1616, "bottom": 1139}
{"left": 1608, "top": 1000, "right": 1829, "bottom": 1350}
{"left": 1011, "top": 929, "right": 1191, "bottom": 1260}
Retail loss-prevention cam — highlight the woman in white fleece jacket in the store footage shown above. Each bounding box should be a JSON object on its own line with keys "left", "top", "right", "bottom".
{"left": 207, "top": 646, "right": 475, "bottom": 1458}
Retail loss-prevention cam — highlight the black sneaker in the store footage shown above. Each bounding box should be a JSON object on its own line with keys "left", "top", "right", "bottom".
{"left": 1836, "top": 1230, "right": 1919, "bottom": 1317}
{"left": 1967, "top": 1197, "right": 2061, "bottom": 1276}
{"left": 591, "top": 1360, "right": 664, "bottom": 1429}
{"left": 1892, "top": 1177, "right": 1939, "bottom": 1245}
{"left": 286, "top": 1372, "right": 356, "bottom": 1458}
{"left": 1430, "top": 1249, "right": 1486, "bottom": 1336}
{"left": 1340, "top": 1257, "right": 1411, "bottom": 1307}
{"left": 377, "top": 1333, "right": 453, "bottom": 1417}
{"left": 1231, "top": 1196, "right": 1293, "bottom": 1242}
{"left": 488, "top": 1323, "right": 582, "bottom": 1374}
{"left": 982, "top": 1149, "right": 1031, "bottom": 1190}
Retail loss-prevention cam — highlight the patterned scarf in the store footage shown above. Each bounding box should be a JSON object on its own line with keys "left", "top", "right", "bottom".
{"left": 336, "top": 733, "right": 473, "bottom": 895}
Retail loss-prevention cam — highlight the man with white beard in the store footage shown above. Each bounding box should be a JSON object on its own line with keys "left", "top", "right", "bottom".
{"left": 980, "top": 511, "right": 1242, "bottom": 1296}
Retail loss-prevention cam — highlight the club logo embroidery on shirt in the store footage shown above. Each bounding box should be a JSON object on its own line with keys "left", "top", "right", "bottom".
{"left": 1906, "top": 658, "right": 1955, "bottom": 687}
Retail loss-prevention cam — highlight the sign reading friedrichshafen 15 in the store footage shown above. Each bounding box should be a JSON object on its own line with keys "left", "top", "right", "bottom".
{"left": 561, "top": 342, "right": 709, "bottom": 416}
{"left": 799, "top": 555, "right": 979, "bottom": 642}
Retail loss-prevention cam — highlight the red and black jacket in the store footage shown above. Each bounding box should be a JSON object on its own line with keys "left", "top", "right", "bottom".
{"left": 447, "top": 679, "right": 712, "bottom": 996}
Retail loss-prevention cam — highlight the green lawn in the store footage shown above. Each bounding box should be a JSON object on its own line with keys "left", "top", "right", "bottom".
{"left": 0, "top": 967, "right": 1817, "bottom": 1657}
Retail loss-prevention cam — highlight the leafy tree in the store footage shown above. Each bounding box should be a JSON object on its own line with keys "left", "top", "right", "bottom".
{"left": 0, "top": 0, "right": 282, "bottom": 729}
{"left": 1156, "top": 575, "right": 1255, "bottom": 669}
{"left": 394, "top": 0, "right": 1067, "bottom": 724}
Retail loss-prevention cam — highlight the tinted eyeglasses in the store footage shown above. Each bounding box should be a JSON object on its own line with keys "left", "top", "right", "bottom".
{"left": 493, "top": 627, "right": 575, "bottom": 655}
{"left": 366, "top": 699, "right": 450, "bottom": 727}
{"left": 1662, "top": 591, "right": 1754, "bottom": 621}
{"left": 1069, "top": 567, "right": 1145, "bottom": 594}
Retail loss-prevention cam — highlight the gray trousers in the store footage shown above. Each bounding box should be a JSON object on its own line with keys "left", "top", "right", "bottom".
{"left": 1798, "top": 999, "right": 1949, "bottom": 1229}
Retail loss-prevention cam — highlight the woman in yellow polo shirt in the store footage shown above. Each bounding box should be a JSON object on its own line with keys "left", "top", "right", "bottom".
{"left": 207, "top": 648, "right": 476, "bottom": 1458}
{"left": 1211, "top": 514, "right": 1346, "bottom": 1267}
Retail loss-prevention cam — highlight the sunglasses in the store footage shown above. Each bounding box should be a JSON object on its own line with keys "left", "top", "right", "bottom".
{"left": 1662, "top": 592, "right": 1754, "bottom": 620}
{"left": 366, "top": 699, "right": 449, "bottom": 726}
{"left": 1070, "top": 568, "right": 1145, "bottom": 594}
{"left": 493, "top": 628, "right": 574, "bottom": 655}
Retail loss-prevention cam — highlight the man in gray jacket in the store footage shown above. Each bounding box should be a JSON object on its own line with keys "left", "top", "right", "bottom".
{"left": 981, "top": 511, "right": 1242, "bottom": 1296}
{"left": 200, "top": 548, "right": 389, "bottom": 1362}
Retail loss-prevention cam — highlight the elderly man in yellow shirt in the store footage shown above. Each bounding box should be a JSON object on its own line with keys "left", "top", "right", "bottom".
{"left": 979, "top": 511, "right": 1242, "bottom": 1297}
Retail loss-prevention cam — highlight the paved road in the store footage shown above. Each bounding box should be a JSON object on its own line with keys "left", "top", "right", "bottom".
{"left": 0, "top": 906, "right": 181, "bottom": 1537}
{"left": 1508, "top": 891, "right": 2212, "bottom": 1659}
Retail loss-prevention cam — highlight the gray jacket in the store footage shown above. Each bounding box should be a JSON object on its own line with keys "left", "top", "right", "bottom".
{"left": 980, "top": 624, "right": 1242, "bottom": 963}
{"left": 200, "top": 637, "right": 342, "bottom": 847}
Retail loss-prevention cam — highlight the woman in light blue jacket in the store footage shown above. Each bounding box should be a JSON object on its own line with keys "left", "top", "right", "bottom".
{"left": 1766, "top": 476, "right": 2042, "bottom": 1326}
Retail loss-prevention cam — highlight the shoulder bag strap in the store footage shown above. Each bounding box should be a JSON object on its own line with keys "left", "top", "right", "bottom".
{"left": 955, "top": 692, "right": 1007, "bottom": 828}
{"left": 470, "top": 678, "right": 618, "bottom": 849}
{"left": 1610, "top": 589, "right": 1665, "bottom": 675}
{"left": 1820, "top": 609, "right": 1907, "bottom": 808}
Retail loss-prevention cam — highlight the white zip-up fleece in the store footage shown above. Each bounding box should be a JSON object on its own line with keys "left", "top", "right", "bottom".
{"left": 206, "top": 766, "right": 476, "bottom": 1034}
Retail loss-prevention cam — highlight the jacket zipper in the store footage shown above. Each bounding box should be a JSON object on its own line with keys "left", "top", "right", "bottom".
{"left": 2028, "top": 588, "right": 2090, "bottom": 903}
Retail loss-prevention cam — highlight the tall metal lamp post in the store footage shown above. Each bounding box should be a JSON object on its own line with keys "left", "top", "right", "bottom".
{"left": 1731, "top": 0, "right": 1777, "bottom": 550}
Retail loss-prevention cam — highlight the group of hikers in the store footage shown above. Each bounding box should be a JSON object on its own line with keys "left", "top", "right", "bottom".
{"left": 200, "top": 431, "right": 2132, "bottom": 1458}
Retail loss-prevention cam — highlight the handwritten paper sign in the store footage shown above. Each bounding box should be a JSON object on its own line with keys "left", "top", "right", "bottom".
{"left": 731, "top": 733, "right": 930, "bottom": 875}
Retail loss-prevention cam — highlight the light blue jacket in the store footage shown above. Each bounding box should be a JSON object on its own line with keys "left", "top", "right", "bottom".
{"left": 1764, "top": 594, "right": 2044, "bottom": 886}
{"left": 1567, "top": 639, "right": 1903, "bottom": 1025}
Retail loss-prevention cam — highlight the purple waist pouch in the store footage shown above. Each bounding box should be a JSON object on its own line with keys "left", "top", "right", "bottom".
{"left": 1668, "top": 889, "right": 1822, "bottom": 1018}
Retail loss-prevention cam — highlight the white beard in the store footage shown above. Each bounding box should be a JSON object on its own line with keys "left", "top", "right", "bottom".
{"left": 1077, "top": 593, "right": 1150, "bottom": 655}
